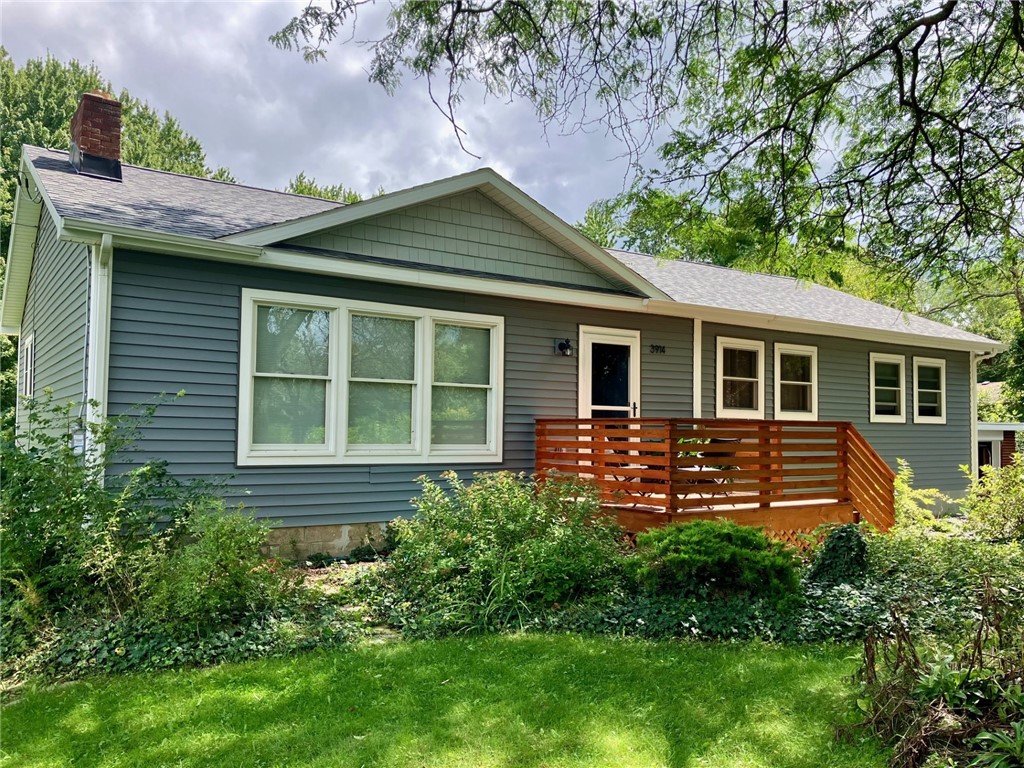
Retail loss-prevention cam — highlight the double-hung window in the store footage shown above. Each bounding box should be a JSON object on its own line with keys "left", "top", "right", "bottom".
{"left": 716, "top": 337, "right": 765, "bottom": 418}
{"left": 774, "top": 343, "right": 818, "bottom": 420}
{"left": 870, "top": 353, "right": 906, "bottom": 423}
{"left": 239, "top": 289, "right": 503, "bottom": 466}
{"left": 913, "top": 357, "right": 946, "bottom": 424}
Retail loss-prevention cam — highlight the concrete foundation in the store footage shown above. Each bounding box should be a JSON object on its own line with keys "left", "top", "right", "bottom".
{"left": 264, "top": 522, "right": 388, "bottom": 560}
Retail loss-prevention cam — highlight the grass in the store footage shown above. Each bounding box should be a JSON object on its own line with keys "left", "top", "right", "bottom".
{"left": 1, "top": 635, "right": 886, "bottom": 768}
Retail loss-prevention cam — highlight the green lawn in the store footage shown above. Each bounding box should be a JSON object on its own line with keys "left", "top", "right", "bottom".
{"left": 1, "top": 635, "right": 886, "bottom": 767}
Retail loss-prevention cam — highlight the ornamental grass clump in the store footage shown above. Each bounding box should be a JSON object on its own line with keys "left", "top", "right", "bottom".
{"left": 368, "top": 471, "right": 628, "bottom": 636}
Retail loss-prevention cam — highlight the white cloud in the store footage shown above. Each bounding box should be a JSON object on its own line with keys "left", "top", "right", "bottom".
{"left": 1, "top": 0, "right": 654, "bottom": 222}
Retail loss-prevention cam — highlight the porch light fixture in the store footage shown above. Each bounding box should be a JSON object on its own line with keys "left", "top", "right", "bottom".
{"left": 555, "top": 338, "right": 574, "bottom": 356}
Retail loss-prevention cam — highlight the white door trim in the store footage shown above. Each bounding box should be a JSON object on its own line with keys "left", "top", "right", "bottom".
{"left": 578, "top": 325, "right": 641, "bottom": 418}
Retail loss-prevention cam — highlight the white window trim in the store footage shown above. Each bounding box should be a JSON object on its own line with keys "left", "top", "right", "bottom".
{"left": 869, "top": 352, "right": 906, "bottom": 424}
{"left": 913, "top": 356, "right": 947, "bottom": 425}
{"left": 19, "top": 333, "right": 35, "bottom": 399}
{"left": 237, "top": 288, "right": 504, "bottom": 467}
{"left": 716, "top": 337, "right": 765, "bottom": 419}
{"left": 774, "top": 343, "right": 818, "bottom": 421}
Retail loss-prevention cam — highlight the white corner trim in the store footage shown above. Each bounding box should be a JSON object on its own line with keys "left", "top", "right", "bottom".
{"left": 774, "top": 342, "right": 818, "bottom": 421}
{"left": 85, "top": 233, "right": 113, "bottom": 437}
{"left": 869, "top": 352, "right": 907, "bottom": 424}
{"left": 692, "top": 318, "right": 702, "bottom": 418}
{"left": 715, "top": 336, "right": 766, "bottom": 419}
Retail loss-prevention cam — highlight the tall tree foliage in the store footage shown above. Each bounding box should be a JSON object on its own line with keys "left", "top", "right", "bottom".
{"left": 285, "top": 171, "right": 364, "bottom": 202}
{"left": 274, "top": 1, "right": 1024, "bottom": 300}
{"left": 0, "top": 50, "right": 234, "bottom": 426}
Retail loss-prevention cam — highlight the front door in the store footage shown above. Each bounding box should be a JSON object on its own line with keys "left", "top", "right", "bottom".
{"left": 578, "top": 325, "right": 641, "bottom": 419}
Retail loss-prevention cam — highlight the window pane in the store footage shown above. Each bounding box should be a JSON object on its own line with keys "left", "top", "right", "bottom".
{"left": 350, "top": 315, "right": 415, "bottom": 381}
{"left": 432, "top": 386, "right": 487, "bottom": 445}
{"left": 348, "top": 382, "right": 413, "bottom": 445}
{"left": 918, "top": 391, "right": 941, "bottom": 417}
{"left": 256, "top": 306, "right": 329, "bottom": 376}
{"left": 591, "top": 342, "right": 631, "bottom": 407}
{"left": 780, "top": 383, "right": 812, "bottom": 413}
{"left": 917, "top": 366, "right": 942, "bottom": 390}
{"left": 253, "top": 378, "right": 326, "bottom": 444}
{"left": 434, "top": 324, "right": 490, "bottom": 385}
{"left": 875, "top": 387, "right": 900, "bottom": 415}
{"left": 780, "top": 353, "right": 811, "bottom": 383}
{"left": 723, "top": 380, "right": 756, "bottom": 410}
{"left": 724, "top": 347, "right": 757, "bottom": 378}
{"left": 874, "top": 362, "right": 901, "bottom": 389}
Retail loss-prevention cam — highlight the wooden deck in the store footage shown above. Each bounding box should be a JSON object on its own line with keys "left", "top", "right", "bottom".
{"left": 535, "top": 418, "right": 895, "bottom": 545}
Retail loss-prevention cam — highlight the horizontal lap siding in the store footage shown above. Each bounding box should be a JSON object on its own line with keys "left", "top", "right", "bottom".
{"left": 107, "top": 251, "right": 693, "bottom": 526}
{"left": 701, "top": 322, "right": 972, "bottom": 497}
{"left": 18, "top": 212, "right": 88, "bottom": 426}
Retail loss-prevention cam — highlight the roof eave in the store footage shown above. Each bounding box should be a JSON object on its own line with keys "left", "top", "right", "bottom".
{"left": 645, "top": 298, "right": 1004, "bottom": 354}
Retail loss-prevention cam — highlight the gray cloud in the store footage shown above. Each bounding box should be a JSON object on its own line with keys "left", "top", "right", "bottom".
{"left": 2, "top": 0, "right": 654, "bottom": 223}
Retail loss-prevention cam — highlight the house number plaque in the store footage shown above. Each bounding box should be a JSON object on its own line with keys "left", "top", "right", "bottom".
{"left": 649, "top": 344, "right": 666, "bottom": 354}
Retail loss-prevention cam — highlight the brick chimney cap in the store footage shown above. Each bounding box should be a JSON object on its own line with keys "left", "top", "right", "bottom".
{"left": 80, "top": 90, "right": 120, "bottom": 104}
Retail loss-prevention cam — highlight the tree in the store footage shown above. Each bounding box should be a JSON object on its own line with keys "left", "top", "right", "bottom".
{"left": 284, "top": 171, "right": 363, "bottom": 203}
{"left": 273, "top": 1, "right": 1024, "bottom": 299}
{"left": 0, "top": 50, "right": 234, "bottom": 427}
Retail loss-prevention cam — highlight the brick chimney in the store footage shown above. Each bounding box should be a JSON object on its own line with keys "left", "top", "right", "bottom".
{"left": 69, "top": 91, "right": 122, "bottom": 181}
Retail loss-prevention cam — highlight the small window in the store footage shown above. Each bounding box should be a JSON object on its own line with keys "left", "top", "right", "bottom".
{"left": 18, "top": 334, "right": 35, "bottom": 399}
{"left": 870, "top": 353, "right": 905, "bottom": 423}
{"left": 774, "top": 344, "right": 817, "bottom": 420}
{"left": 913, "top": 357, "right": 946, "bottom": 424}
{"left": 716, "top": 337, "right": 765, "bottom": 418}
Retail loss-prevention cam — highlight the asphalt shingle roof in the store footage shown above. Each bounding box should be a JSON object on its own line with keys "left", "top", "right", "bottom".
{"left": 26, "top": 146, "right": 342, "bottom": 239}
{"left": 610, "top": 249, "right": 996, "bottom": 346}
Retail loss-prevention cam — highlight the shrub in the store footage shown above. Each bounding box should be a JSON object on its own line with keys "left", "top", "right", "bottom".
{"left": 893, "top": 459, "right": 953, "bottom": 531}
{"left": 141, "top": 500, "right": 285, "bottom": 630}
{"left": 964, "top": 456, "right": 1024, "bottom": 544}
{"left": 631, "top": 519, "right": 801, "bottom": 603}
{"left": 368, "top": 471, "right": 627, "bottom": 636}
{"left": 805, "top": 523, "right": 869, "bottom": 587}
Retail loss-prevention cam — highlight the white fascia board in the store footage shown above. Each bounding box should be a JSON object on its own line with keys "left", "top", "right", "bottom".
{"left": 258, "top": 247, "right": 648, "bottom": 311}
{"left": 61, "top": 218, "right": 263, "bottom": 261}
{"left": 1, "top": 155, "right": 61, "bottom": 334}
{"left": 221, "top": 167, "right": 669, "bottom": 301}
{"left": 642, "top": 298, "right": 1004, "bottom": 355}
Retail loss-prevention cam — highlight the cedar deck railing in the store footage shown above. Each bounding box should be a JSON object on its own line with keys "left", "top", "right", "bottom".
{"left": 535, "top": 418, "right": 895, "bottom": 542}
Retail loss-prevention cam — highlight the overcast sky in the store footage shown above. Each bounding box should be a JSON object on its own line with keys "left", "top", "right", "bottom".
{"left": 1, "top": 0, "right": 652, "bottom": 224}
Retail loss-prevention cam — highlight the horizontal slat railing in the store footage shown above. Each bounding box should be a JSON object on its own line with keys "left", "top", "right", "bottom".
{"left": 535, "top": 417, "right": 895, "bottom": 535}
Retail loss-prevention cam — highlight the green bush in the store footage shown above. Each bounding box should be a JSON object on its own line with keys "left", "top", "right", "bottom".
{"left": 141, "top": 500, "right": 285, "bottom": 629}
{"left": 964, "top": 456, "right": 1024, "bottom": 543}
{"left": 368, "top": 471, "right": 627, "bottom": 636}
{"left": 893, "top": 459, "right": 953, "bottom": 531}
{"left": 805, "top": 523, "right": 868, "bottom": 587}
{"left": 631, "top": 519, "right": 801, "bottom": 603}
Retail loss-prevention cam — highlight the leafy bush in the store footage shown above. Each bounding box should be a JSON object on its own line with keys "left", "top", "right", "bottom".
{"left": 368, "top": 471, "right": 627, "bottom": 636}
{"left": 964, "top": 456, "right": 1024, "bottom": 544}
{"left": 893, "top": 459, "right": 953, "bottom": 531}
{"left": 141, "top": 500, "right": 285, "bottom": 629}
{"left": 805, "top": 523, "right": 869, "bottom": 587}
{"left": 631, "top": 519, "right": 801, "bottom": 603}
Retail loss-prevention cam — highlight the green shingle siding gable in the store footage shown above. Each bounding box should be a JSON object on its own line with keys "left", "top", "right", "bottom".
{"left": 285, "top": 190, "right": 621, "bottom": 290}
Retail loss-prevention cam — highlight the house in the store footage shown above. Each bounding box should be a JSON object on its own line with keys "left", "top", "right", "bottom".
{"left": 977, "top": 422, "right": 1023, "bottom": 473}
{"left": 2, "top": 92, "right": 1004, "bottom": 556}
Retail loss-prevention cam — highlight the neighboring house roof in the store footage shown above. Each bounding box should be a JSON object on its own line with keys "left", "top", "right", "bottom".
{"left": 23, "top": 146, "right": 343, "bottom": 239}
{"left": 612, "top": 249, "right": 997, "bottom": 347}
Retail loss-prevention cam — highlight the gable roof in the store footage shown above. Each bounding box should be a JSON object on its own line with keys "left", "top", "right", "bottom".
{"left": 612, "top": 249, "right": 996, "bottom": 347}
{"left": 23, "top": 146, "right": 343, "bottom": 239}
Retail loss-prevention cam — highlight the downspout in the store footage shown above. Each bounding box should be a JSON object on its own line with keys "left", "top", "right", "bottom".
{"left": 970, "top": 348, "right": 1000, "bottom": 480}
{"left": 85, "top": 233, "right": 113, "bottom": 462}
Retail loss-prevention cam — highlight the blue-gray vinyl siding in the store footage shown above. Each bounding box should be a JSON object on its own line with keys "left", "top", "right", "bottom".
{"left": 107, "top": 251, "right": 693, "bottom": 527}
{"left": 17, "top": 211, "right": 88, "bottom": 426}
{"left": 285, "top": 190, "right": 623, "bottom": 291}
{"left": 699, "top": 322, "right": 972, "bottom": 497}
